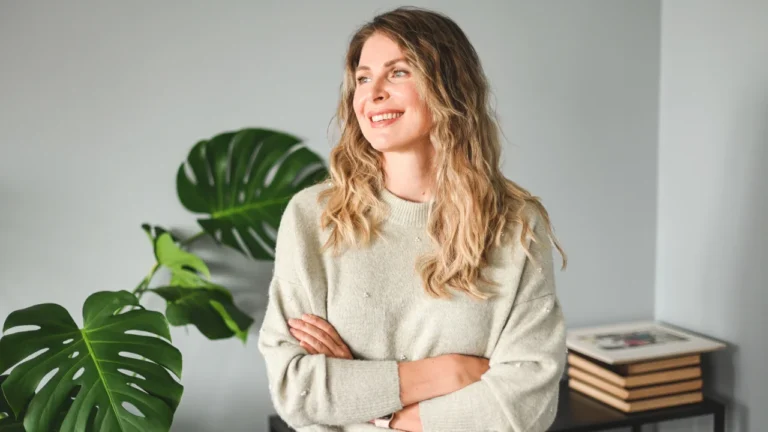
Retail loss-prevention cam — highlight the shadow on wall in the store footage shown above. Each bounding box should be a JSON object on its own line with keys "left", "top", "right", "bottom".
{"left": 169, "top": 418, "right": 209, "bottom": 432}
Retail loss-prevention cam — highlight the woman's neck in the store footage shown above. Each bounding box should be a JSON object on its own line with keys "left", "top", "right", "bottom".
{"left": 381, "top": 141, "right": 435, "bottom": 203}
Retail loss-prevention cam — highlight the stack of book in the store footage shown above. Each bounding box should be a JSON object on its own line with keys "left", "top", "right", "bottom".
{"left": 565, "top": 321, "right": 726, "bottom": 413}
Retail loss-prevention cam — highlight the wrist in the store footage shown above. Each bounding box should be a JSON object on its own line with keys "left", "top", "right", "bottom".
{"left": 390, "top": 404, "right": 421, "bottom": 432}
{"left": 389, "top": 411, "right": 404, "bottom": 430}
{"left": 388, "top": 411, "right": 401, "bottom": 430}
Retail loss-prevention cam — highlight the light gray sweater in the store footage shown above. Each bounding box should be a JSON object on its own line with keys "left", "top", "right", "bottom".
{"left": 257, "top": 183, "right": 567, "bottom": 432}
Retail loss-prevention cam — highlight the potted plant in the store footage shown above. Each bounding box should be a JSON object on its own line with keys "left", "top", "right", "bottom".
{"left": 0, "top": 127, "right": 328, "bottom": 431}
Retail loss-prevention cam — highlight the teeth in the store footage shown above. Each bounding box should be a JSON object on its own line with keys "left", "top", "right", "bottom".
{"left": 372, "top": 112, "right": 403, "bottom": 122}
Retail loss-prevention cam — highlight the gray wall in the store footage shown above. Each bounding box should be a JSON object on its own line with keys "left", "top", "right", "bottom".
{"left": 655, "top": 0, "right": 768, "bottom": 431}
{"left": 0, "top": 1, "right": 661, "bottom": 430}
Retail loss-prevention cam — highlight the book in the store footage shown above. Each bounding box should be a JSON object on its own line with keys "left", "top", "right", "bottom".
{"left": 617, "top": 353, "right": 700, "bottom": 375}
{"left": 567, "top": 352, "right": 702, "bottom": 387}
{"left": 569, "top": 378, "right": 703, "bottom": 412}
{"left": 567, "top": 366, "right": 703, "bottom": 400}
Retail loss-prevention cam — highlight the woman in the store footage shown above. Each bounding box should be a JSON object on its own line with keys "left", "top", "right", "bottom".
{"left": 257, "top": 6, "right": 568, "bottom": 432}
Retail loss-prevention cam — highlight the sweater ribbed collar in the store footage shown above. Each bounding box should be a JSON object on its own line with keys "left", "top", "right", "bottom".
{"left": 379, "top": 188, "right": 433, "bottom": 227}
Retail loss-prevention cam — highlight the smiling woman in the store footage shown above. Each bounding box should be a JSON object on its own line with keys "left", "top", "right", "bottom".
{"left": 257, "top": 6, "right": 568, "bottom": 432}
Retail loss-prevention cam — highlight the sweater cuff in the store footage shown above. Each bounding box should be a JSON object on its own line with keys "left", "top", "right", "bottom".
{"left": 326, "top": 357, "right": 403, "bottom": 418}
{"left": 419, "top": 380, "right": 503, "bottom": 432}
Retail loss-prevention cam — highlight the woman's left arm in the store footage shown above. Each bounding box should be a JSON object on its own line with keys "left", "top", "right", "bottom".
{"left": 415, "top": 213, "right": 567, "bottom": 432}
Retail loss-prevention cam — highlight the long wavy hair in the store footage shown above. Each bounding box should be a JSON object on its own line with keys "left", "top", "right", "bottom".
{"left": 317, "top": 6, "right": 566, "bottom": 300}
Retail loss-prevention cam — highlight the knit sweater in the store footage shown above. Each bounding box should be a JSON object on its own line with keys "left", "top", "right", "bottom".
{"left": 257, "top": 183, "right": 567, "bottom": 432}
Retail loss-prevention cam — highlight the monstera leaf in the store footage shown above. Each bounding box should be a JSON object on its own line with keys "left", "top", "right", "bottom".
{"left": 0, "top": 291, "right": 183, "bottom": 432}
{"left": 150, "top": 286, "right": 253, "bottom": 342}
{"left": 154, "top": 233, "right": 211, "bottom": 285}
{"left": 150, "top": 232, "right": 254, "bottom": 341}
{"left": 0, "top": 375, "right": 24, "bottom": 431}
{"left": 177, "top": 128, "right": 328, "bottom": 260}
{"left": 0, "top": 375, "right": 77, "bottom": 432}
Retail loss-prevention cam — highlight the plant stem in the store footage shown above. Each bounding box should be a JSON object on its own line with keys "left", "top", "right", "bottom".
{"left": 132, "top": 229, "right": 207, "bottom": 300}
{"left": 133, "top": 263, "right": 159, "bottom": 296}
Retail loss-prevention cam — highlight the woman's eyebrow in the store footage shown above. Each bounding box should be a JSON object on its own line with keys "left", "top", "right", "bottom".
{"left": 356, "top": 57, "right": 407, "bottom": 72}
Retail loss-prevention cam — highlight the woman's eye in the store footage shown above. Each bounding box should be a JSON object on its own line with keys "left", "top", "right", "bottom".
{"left": 355, "top": 70, "right": 408, "bottom": 85}
{"left": 392, "top": 69, "right": 408, "bottom": 78}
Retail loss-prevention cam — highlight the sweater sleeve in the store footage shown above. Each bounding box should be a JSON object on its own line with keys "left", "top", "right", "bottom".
{"left": 257, "top": 196, "right": 403, "bottom": 429}
{"left": 418, "top": 211, "right": 567, "bottom": 432}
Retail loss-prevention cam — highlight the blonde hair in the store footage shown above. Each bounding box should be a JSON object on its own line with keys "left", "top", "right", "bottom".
{"left": 317, "top": 6, "right": 566, "bottom": 300}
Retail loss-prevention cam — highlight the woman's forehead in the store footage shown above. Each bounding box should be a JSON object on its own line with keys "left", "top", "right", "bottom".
{"left": 358, "top": 34, "right": 406, "bottom": 67}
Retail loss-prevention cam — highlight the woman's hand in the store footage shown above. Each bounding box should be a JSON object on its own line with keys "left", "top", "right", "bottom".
{"left": 447, "top": 354, "right": 491, "bottom": 390}
{"left": 287, "top": 314, "right": 353, "bottom": 360}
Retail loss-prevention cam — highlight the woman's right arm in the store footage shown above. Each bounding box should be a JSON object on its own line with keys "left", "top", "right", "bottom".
{"left": 259, "top": 274, "right": 486, "bottom": 429}
{"left": 259, "top": 275, "right": 405, "bottom": 428}
{"left": 288, "top": 312, "right": 491, "bottom": 429}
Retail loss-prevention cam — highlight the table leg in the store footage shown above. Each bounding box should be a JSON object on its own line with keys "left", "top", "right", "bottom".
{"left": 714, "top": 406, "right": 725, "bottom": 432}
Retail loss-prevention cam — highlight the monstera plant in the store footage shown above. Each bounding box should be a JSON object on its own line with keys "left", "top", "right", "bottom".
{"left": 0, "top": 128, "right": 328, "bottom": 431}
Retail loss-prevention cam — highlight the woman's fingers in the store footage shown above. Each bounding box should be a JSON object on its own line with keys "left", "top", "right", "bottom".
{"left": 300, "top": 341, "right": 319, "bottom": 355}
{"left": 290, "top": 327, "right": 328, "bottom": 354}
{"left": 288, "top": 316, "right": 353, "bottom": 359}
{"left": 289, "top": 319, "right": 336, "bottom": 351}
{"left": 301, "top": 314, "right": 346, "bottom": 347}
{"left": 301, "top": 315, "right": 353, "bottom": 358}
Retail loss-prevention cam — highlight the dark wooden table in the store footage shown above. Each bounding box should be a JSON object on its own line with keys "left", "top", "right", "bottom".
{"left": 549, "top": 380, "right": 725, "bottom": 432}
{"left": 269, "top": 380, "right": 726, "bottom": 431}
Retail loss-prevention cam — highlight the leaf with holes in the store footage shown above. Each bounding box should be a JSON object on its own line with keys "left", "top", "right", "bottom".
{"left": 150, "top": 286, "right": 253, "bottom": 342}
{"left": 0, "top": 291, "right": 183, "bottom": 432}
{"left": 176, "top": 128, "right": 328, "bottom": 260}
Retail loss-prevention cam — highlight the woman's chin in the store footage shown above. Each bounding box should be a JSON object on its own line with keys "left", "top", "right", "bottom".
{"left": 368, "top": 138, "right": 415, "bottom": 153}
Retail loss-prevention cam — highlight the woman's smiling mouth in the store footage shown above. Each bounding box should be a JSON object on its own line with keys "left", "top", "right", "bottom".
{"left": 369, "top": 111, "right": 404, "bottom": 128}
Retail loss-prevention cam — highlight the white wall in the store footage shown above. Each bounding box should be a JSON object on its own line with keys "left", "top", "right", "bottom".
{"left": 0, "top": 1, "right": 661, "bottom": 430}
{"left": 656, "top": 0, "right": 768, "bottom": 431}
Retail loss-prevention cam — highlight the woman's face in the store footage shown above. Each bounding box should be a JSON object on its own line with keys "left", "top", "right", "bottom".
{"left": 353, "top": 33, "right": 432, "bottom": 152}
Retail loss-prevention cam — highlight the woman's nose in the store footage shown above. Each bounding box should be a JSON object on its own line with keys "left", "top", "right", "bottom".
{"left": 370, "top": 79, "right": 389, "bottom": 102}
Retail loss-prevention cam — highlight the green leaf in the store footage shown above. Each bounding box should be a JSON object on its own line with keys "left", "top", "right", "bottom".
{"left": 0, "top": 291, "right": 183, "bottom": 432}
{"left": 155, "top": 233, "right": 210, "bottom": 280}
{"left": 0, "top": 375, "right": 78, "bottom": 432}
{"left": 0, "top": 375, "right": 25, "bottom": 431}
{"left": 141, "top": 224, "right": 178, "bottom": 246}
{"left": 176, "top": 128, "right": 328, "bottom": 260}
{"left": 150, "top": 286, "right": 253, "bottom": 341}
{"left": 149, "top": 232, "right": 218, "bottom": 291}
{"left": 209, "top": 301, "right": 251, "bottom": 343}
